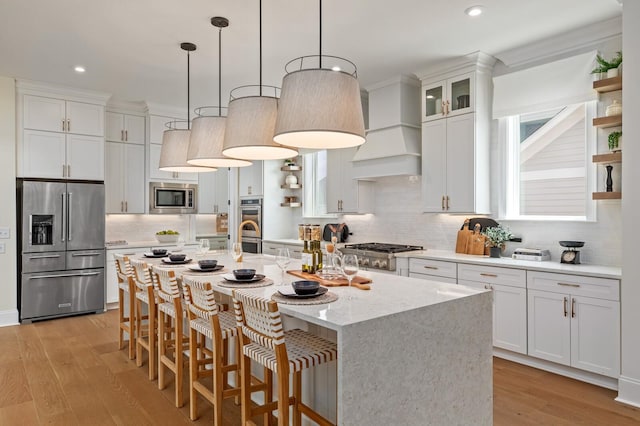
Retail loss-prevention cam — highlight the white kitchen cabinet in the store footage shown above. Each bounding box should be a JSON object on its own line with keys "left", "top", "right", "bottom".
{"left": 199, "top": 167, "right": 229, "bottom": 214}
{"left": 106, "top": 247, "right": 147, "bottom": 306}
{"left": 24, "top": 95, "right": 104, "bottom": 136}
{"left": 418, "top": 53, "right": 494, "bottom": 214}
{"left": 326, "top": 147, "right": 374, "bottom": 213}
{"left": 408, "top": 258, "right": 457, "bottom": 284}
{"left": 106, "top": 112, "right": 145, "bottom": 144}
{"left": 148, "top": 143, "right": 199, "bottom": 183}
{"left": 239, "top": 161, "right": 263, "bottom": 197}
{"left": 527, "top": 271, "right": 620, "bottom": 378}
{"left": 421, "top": 72, "right": 475, "bottom": 122}
{"left": 105, "top": 142, "right": 145, "bottom": 213}
{"left": 22, "top": 129, "right": 104, "bottom": 180}
{"left": 262, "top": 241, "right": 303, "bottom": 259}
{"left": 457, "top": 264, "right": 527, "bottom": 355}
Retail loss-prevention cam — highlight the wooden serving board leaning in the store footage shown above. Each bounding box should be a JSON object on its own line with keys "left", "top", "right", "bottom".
{"left": 287, "top": 270, "right": 371, "bottom": 290}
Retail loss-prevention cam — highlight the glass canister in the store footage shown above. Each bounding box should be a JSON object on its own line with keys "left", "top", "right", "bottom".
{"left": 304, "top": 224, "right": 312, "bottom": 241}
{"left": 311, "top": 224, "right": 321, "bottom": 241}
{"left": 298, "top": 224, "right": 305, "bottom": 240}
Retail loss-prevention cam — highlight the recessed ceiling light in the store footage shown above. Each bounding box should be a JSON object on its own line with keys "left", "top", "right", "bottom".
{"left": 74, "top": 66, "right": 86, "bottom": 73}
{"left": 465, "top": 5, "right": 484, "bottom": 17}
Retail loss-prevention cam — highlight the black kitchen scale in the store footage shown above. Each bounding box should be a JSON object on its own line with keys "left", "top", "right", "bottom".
{"left": 559, "top": 241, "right": 584, "bottom": 264}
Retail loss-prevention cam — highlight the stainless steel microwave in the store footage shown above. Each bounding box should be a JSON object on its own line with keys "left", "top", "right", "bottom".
{"left": 149, "top": 182, "right": 197, "bottom": 214}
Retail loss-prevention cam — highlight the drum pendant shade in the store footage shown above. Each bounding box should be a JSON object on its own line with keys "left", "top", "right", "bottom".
{"left": 188, "top": 114, "right": 252, "bottom": 167}
{"left": 223, "top": 95, "right": 298, "bottom": 160}
{"left": 159, "top": 128, "right": 216, "bottom": 172}
{"left": 274, "top": 68, "right": 366, "bottom": 149}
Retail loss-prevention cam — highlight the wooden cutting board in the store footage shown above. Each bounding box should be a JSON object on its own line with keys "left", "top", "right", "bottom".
{"left": 287, "top": 270, "right": 372, "bottom": 290}
{"left": 467, "top": 223, "right": 486, "bottom": 255}
{"left": 455, "top": 219, "right": 472, "bottom": 254}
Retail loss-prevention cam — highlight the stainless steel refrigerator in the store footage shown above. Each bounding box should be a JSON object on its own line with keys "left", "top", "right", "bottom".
{"left": 17, "top": 179, "right": 105, "bottom": 323}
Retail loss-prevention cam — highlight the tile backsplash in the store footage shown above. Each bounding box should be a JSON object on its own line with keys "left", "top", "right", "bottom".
{"left": 105, "top": 214, "right": 195, "bottom": 243}
{"left": 343, "top": 176, "right": 621, "bottom": 266}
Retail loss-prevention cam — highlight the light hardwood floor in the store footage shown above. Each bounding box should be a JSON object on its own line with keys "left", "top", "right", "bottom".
{"left": 1, "top": 310, "right": 639, "bottom": 425}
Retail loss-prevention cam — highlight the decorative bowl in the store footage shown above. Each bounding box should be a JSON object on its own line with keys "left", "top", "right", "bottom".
{"left": 292, "top": 280, "right": 320, "bottom": 295}
{"left": 198, "top": 259, "right": 218, "bottom": 269}
{"left": 152, "top": 248, "right": 168, "bottom": 255}
{"left": 169, "top": 254, "right": 187, "bottom": 262}
{"left": 233, "top": 269, "right": 256, "bottom": 280}
{"left": 156, "top": 234, "right": 179, "bottom": 243}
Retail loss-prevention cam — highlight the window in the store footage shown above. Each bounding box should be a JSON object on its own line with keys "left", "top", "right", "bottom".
{"left": 503, "top": 101, "right": 596, "bottom": 220}
{"left": 302, "top": 150, "right": 333, "bottom": 217}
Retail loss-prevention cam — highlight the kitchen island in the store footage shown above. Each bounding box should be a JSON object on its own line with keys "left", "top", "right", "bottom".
{"left": 149, "top": 252, "right": 493, "bottom": 425}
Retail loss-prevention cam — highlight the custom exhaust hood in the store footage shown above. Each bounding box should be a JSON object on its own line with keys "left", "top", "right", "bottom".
{"left": 351, "top": 75, "right": 421, "bottom": 179}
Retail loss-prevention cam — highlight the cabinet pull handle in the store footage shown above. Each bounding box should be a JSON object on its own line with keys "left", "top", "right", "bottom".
{"left": 571, "top": 298, "right": 576, "bottom": 318}
{"left": 125, "top": 201, "right": 128, "bottom": 212}
{"left": 563, "top": 297, "right": 568, "bottom": 317}
{"left": 446, "top": 195, "right": 450, "bottom": 210}
{"left": 62, "top": 164, "right": 66, "bottom": 177}
{"left": 480, "top": 273, "right": 497, "bottom": 278}
{"left": 67, "top": 119, "right": 70, "bottom": 132}
{"left": 67, "top": 165, "right": 71, "bottom": 177}
{"left": 121, "top": 201, "right": 124, "bottom": 212}
{"left": 125, "top": 130, "right": 128, "bottom": 141}
{"left": 557, "top": 282, "right": 580, "bottom": 288}
{"left": 423, "top": 265, "right": 439, "bottom": 270}
{"left": 441, "top": 101, "right": 446, "bottom": 116}
{"left": 441, "top": 195, "right": 445, "bottom": 210}
{"left": 62, "top": 119, "right": 66, "bottom": 132}
{"left": 121, "top": 130, "right": 124, "bottom": 141}
{"left": 446, "top": 100, "right": 450, "bottom": 115}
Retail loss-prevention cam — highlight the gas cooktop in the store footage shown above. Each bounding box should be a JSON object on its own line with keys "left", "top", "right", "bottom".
{"left": 342, "top": 243, "right": 423, "bottom": 254}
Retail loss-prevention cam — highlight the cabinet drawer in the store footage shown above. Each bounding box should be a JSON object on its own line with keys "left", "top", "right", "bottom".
{"left": 409, "top": 272, "right": 457, "bottom": 285}
{"left": 527, "top": 271, "right": 619, "bottom": 301}
{"left": 283, "top": 244, "right": 303, "bottom": 259}
{"left": 458, "top": 263, "right": 526, "bottom": 288}
{"left": 409, "top": 258, "right": 457, "bottom": 279}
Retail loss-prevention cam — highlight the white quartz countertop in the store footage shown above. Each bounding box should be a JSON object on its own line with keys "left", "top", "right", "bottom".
{"left": 106, "top": 240, "right": 199, "bottom": 250}
{"left": 396, "top": 249, "right": 622, "bottom": 279}
{"left": 137, "top": 252, "right": 487, "bottom": 331}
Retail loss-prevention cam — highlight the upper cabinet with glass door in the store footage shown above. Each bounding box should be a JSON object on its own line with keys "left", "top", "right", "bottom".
{"left": 422, "top": 71, "right": 475, "bottom": 122}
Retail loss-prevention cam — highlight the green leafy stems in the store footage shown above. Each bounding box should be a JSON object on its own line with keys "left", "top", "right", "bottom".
{"left": 591, "top": 51, "right": 622, "bottom": 74}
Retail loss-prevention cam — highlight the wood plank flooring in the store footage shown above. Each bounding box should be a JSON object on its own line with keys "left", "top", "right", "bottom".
{"left": 1, "top": 310, "right": 639, "bottom": 425}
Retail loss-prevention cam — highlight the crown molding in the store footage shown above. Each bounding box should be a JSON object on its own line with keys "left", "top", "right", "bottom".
{"left": 106, "top": 99, "right": 148, "bottom": 115}
{"left": 415, "top": 51, "right": 497, "bottom": 82}
{"left": 16, "top": 79, "right": 111, "bottom": 105}
{"left": 365, "top": 74, "right": 421, "bottom": 92}
{"left": 145, "top": 102, "right": 188, "bottom": 119}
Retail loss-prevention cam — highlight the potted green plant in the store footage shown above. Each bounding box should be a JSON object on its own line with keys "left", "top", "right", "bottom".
{"left": 482, "top": 225, "right": 514, "bottom": 258}
{"left": 591, "top": 52, "right": 622, "bottom": 79}
{"left": 608, "top": 130, "right": 622, "bottom": 152}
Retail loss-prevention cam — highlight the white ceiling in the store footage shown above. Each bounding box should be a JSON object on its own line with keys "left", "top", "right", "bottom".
{"left": 0, "top": 0, "right": 622, "bottom": 110}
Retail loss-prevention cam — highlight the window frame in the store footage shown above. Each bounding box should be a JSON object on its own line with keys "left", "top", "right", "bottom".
{"left": 302, "top": 150, "right": 337, "bottom": 219}
{"left": 498, "top": 101, "right": 598, "bottom": 222}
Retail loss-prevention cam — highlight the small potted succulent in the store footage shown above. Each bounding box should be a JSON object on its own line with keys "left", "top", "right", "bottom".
{"left": 608, "top": 131, "right": 622, "bottom": 152}
{"left": 482, "top": 225, "right": 514, "bottom": 258}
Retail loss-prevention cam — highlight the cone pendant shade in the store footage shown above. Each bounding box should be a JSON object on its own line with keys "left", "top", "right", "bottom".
{"left": 223, "top": 95, "right": 298, "bottom": 160}
{"left": 274, "top": 68, "right": 365, "bottom": 149}
{"left": 159, "top": 128, "right": 216, "bottom": 172}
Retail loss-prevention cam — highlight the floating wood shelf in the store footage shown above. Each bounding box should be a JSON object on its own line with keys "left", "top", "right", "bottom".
{"left": 592, "top": 192, "right": 621, "bottom": 200}
{"left": 280, "top": 202, "right": 302, "bottom": 207}
{"left": 592, "top": 152, "right": 622, "bottom": 164}
{"left": 281, "top": 183, "right": 302, "bottom": 189}
{"left": 280, "top": 165, "right": 302, "bottom": 171}
{"left": 593, "top": 115, "right": 622, "bottom": 128}
{"left": 593, "top": 75, "right": 622, "bottom": 93}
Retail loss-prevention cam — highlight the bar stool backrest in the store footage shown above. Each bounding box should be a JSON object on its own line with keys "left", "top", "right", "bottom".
{"left": 151, "top": 267, "right": 181, "bottom": 304}
{"left": 113, "top": 254, "right": 133, "bottom": 284}
{"left": 130, "top": 258, "right": 153, "bottom": 291}
{"left": 233, "top": 289, "right": 285, "bottom": 350}
{"left": 182, "top": 276, "right": 219, "bottom": 320}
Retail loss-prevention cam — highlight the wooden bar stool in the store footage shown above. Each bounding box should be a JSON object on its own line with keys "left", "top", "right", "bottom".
{"left": 130, "top": 258, "right": 157, "bottom": 380}
{"left": 151, "top": 266, "right": 189, "bottom": 408}
{"left": 182, "top": 276, "right": 241, "bottom": 424}
{"left": 113, "top": 253, "right": 136, "bottom": 360}
{"left": 232, "top": 289, "right": 338, "bottom": 426}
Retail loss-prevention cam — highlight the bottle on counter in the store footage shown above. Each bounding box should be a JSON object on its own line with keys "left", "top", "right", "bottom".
{"left": 302, "top": 239, "right": 311, "bottom": 273}
{"left": 315, "top": 240, "right": 323, "bottom": 271}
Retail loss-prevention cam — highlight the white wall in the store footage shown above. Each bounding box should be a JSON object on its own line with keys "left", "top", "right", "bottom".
{"left": 0, "top": 76, "right": 18, "bottom": 325}
{"left": 618, "top": 1, "right": 640, "bottom": 408}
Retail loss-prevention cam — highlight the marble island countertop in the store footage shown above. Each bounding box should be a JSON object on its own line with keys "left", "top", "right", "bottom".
{"left": 396, "top": 249, "right": 622, "bottom": 279}
{"left": 105, "top": 240, "right": 200, "bottom": 250}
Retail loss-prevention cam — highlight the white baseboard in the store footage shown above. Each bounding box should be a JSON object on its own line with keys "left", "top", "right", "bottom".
{"left": 494, "top": 348, "right": 618, "bottom": 390}
{"left": 616, "top": 376, "right": 640, "bottom": 408}
{"left": 0, "top": 309, "right": 19, "bottom": 327}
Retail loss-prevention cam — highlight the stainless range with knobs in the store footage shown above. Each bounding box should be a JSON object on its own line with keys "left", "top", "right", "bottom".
{"left": 340, "top": 243, "right": 423, "bottom": 272}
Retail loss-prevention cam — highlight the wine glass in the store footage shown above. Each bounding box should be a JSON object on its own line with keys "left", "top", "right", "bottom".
{"left": 275, "top": 248, "right": 291, "bottom": 286}
{"left": 175, "top": 236, "right": 185, "bottom": 252}
{"left": 198, "top": 239, "right": 210, "bottom": 257}
{"left": 231, "top": 243, "right": 243, "bottom": 264}
{"left": 341, "top": 254, "right": 359, "bottom": 299}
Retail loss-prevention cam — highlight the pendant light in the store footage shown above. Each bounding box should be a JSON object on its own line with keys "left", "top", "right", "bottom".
{"left": 222, "top": 0, "right": 298, "bottom": 160}
{"left": 187, "top": 17, "right": 252, "bottom": 168}
{"left": 159, "top": 42, "right": 216, "bottom": 173}
{"left": 273, "top": 0, "right": 366, "bottom": 149}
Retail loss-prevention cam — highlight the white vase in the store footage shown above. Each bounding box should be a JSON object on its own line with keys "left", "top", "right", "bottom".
{"left": 606, "top": 100, "right": 622, "bottom": 117}
{"left": 285, "top": 173, "right": 298, "bottom": 185}
{"left": 607, "top": 68, "right": 619, "bottom": 78}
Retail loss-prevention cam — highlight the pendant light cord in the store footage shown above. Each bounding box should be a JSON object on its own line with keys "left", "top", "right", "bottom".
{"left": 319, "top": 0, "right": 322, "bottom": 68}
{"left": 259, "top": 0, "right": 262, "bottom": 96}
{"left": 218, "top": 25, "right": 222, "bottom": 116}
{"left": 187, "top": 50, "right": 191, "bottom": 129}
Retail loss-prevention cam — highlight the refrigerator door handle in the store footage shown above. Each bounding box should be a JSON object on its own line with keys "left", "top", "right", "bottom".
{"left": 71, "top": 252, "right": 101, "bottom": 257}
{"left": 61, "top": 192, "right": 66, "bottom": 242}
{"left": 29, "top": 272, "right": 100, "bottom": 280}
{"left": 29, "top": 254, "right": 62, "bottom": 259}
{"left": 67, "top": 192, "right": 73, "bottom": 241}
